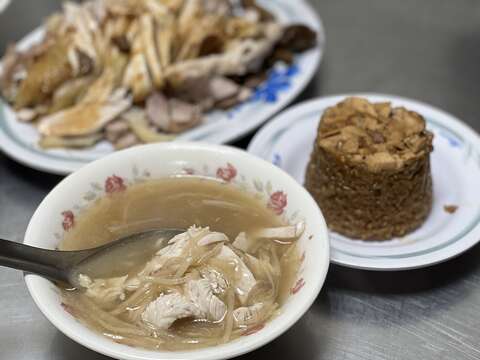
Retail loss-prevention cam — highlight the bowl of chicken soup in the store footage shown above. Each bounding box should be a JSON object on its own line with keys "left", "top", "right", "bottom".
{"left": 24, "top": 142, "right": 330, "bottom": 360}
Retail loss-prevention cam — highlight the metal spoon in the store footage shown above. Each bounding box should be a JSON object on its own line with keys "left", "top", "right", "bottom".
{"left": 0, "top": 229, "right": 184, "bottom": 287}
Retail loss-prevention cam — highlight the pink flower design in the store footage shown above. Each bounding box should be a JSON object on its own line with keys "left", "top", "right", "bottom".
{"left": 183, "top": 167, "right": 195, "bottom": 175}
{"left": 62, "top": 211, "right": 75, "bottom": 231}
{"left": 291, "top": 278, "right": 305, "bottom": 295}
{"left": 268, "top": 191, "right": 288, "bottom": 215}
{"left": 216, "top": 163, "right": 237, "bottom": 182}
{"left": 243, "top": 323, "right": 265, "bottom": 336}
{"left": 105, "top": 175, "right": 126, "bottom": 194}
{"left": 61, "top": 302, "right": 74, "bottom": 316}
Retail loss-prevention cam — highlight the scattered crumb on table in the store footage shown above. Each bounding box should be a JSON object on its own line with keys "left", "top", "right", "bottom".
{"left": 444, "top": 205, "right": 458, "bottom": 214}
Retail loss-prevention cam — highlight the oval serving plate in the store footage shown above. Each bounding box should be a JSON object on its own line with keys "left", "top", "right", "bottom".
{"left": 0, "top": 0, "right": 324, "bottom": 175}
{"left": 248, "top": 93, "right": 480, "bottom": 271}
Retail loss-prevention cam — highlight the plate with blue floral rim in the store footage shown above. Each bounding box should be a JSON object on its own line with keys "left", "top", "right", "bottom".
{"left": 248, "top": 93, "right": 480, "bottom": 271}
{"left": 0, "top": 0, "right": 324, "bottom": 175}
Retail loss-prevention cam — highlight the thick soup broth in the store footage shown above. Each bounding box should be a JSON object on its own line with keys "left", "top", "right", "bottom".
{"left": 60, "top": 177, "right": 301, "bottom": 351}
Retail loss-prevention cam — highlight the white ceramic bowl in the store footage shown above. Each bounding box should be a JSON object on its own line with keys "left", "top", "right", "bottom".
{"left": 24, "top": 142, "right": 329, "bottom": 360}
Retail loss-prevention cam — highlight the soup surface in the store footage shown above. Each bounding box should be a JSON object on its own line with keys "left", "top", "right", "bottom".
{"left": 60, "top": 176, "right": 302, "bottom": 351}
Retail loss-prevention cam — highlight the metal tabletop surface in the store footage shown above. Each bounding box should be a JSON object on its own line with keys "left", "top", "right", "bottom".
{"left": 1, "top": 1, "right": 480, "bottom": 359}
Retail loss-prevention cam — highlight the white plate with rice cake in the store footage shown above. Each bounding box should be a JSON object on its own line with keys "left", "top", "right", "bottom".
{"left": 0, "top": 0, "right": 324, "bottom": 175}
{"left": 248, "top": 93, "right": 480, "bottom": 270}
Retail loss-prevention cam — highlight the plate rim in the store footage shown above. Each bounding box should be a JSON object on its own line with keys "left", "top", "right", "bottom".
{"left": 0, "top": 0, "right": 325, "bottom": 175}
{"left": 247, "top": 92, "right": 480, "bottom": 271}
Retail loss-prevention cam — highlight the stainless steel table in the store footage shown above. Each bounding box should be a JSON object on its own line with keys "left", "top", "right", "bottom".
{"left": 1, "top": 1, "right": 480, "bottom": 359}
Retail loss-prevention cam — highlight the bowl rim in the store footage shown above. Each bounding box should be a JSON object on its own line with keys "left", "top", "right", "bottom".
{"left": 24, "top": 142, "right": 330, "bottom": 360}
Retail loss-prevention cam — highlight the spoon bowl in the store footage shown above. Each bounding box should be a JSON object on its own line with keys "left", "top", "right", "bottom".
{"left": 0, "top": 228, "right": 184, "bottom": 287}
{"left": 69, "top": 228, "right": 183, "bottom": 286}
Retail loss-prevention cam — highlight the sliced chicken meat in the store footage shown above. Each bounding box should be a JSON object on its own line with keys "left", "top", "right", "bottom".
{"left": 39, "top": 133, "right": 103, "bottom": 149}
{"left": 139, "top": 226, "right": 208, "bottom": 276}
{"left": 165, "top": 22, "right": 283, "bottom": 83}
{"left": 49, "top": 76, "right": 94, "bottom": 114}
{"left": 169, "top": 77, "right": 214, "bottom": 110}
{"left": 62, "top": 2, "right": 98, "bottom": 69}
{"left": 142, "top": 292, "right": 202, "bottom": 330}
{"left": 197, "top": 232, "right": 229, "bottom": 246}
{"left": 170, "top": 75, "right": 252, "bottom": 112}
{"left": 185, "top": 278, "right": 227, "bottom": 321}
{"left": 146, "top": 92, "right": 170, "bottom": 129}
{"left": 215, "top": 245, "right": 256, "bottom": 305}
{"left": 114, "top": 132, "right": 140, "bottom": 150}
{"left": 200, "top": 267, "right": 229, "bottom": 295}
{"left": 78, "top": 274, "right": 128, "bottom": 303}
{"left": 146, "top": 92, "right": 202, "bottom": 134}
{"left": 139, "top": 14, "right": 164, "bottom": 88}
{"left": 38, "top": 88, "right": 132, "bottom": 137}
{"left": 1, "top": 0, "right": 319, "bottom": 151}
{"left": 105, "top": 118, "right": 129, "bottom": 143}
{"left": 233, "top": 303, "right": 265, "bottom": 327}
{"left": 169, "top": 99, "right": 202, "bottom": 133}
{"left": 122, "top": 107, "right": 176, "bottom": 143}
{"left": 202, "top": 0, "right": 232, "bottom": 15}
{"left": 142, "top": 277, "right": 228, "bottom": 330}
{"left": 123, "top": 53, "right": 153, "bottom": 102}
{"left": 76, "top": 225, "right": 302, "bottom": 332}
{"left": 208, "top": 76, "right": 240, "bottom": 102}
{"left": 232, "top": 232, "right": 250, "bottom": 252}
{"left": 14, "top": 38, "right": 73, "bottom": 109}
{"left": 156, "top": 20, "right": 174, "bottom": 68}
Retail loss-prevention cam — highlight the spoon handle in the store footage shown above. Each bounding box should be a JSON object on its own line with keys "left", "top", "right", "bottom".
{"left": 0, "top": 239, "right": 70, "bottom": 283}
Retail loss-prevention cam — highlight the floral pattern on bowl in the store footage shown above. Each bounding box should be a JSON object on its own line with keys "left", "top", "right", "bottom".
{"left": 61, "top": 211, "right": 75, "bottom": 232}
{"left": 105, "top": 175, "right": 127, "bottom": 194}
{"left": 216, "top": 163, "right": 237, "bottom": 182}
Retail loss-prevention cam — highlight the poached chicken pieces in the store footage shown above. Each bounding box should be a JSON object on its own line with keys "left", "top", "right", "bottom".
{"left": 66, "top": 224, "right": 305, "bottom": 350}
{"left": 0, "top": 0, "right": 317, "bottom": 150}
